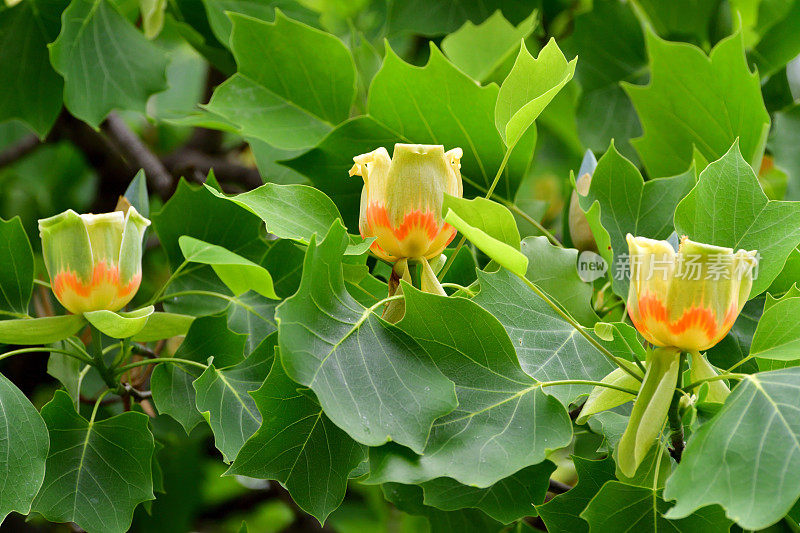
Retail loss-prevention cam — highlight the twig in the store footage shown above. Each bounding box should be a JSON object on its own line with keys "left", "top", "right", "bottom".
{"left": 162, "top": 147, "right": 262, "bottom": 190}
{"left": 0, "top": 134, "right": 39, "bottom": 168}
{"left": 549, "top": 479, "right": 572, "bottom": 494}
{"left": 102, "top": 112, "right": 173, "bottom": 196}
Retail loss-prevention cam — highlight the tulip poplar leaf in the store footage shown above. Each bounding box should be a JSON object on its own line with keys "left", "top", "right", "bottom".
{"left": 495, "top": 38, "right": 577, "bottom": 147}
{"left": 536, "top": 456, "right": 617, "bottom": 533}
{"left": 0, "top": 315, "right": 86, "bottom": 345}
{"left": 276, "top": 221, "right": 458, "bottom": 453}
{"left": 750, "top": 296, "right": 800, "bottom": 360}
{"left": 152, "top": 178, "right": 265, "bottom": 269}
{"left": 521, "top": 236, "right": 598, "bottom": 325}
{"left": 0, "top": 217, "right": 34, "bottom": 316}
{"left": 366, "top": 285, "right": 572, "bottom": 487}
{"left": 582, "top": 481, "right": 732, "bottom": 532}
{"left": 623, "top": 30, "right": 770, "bottom": 177}
{"left": 420, "top": 461, "right": 556, "bottom": 523}
{"left": 368, "top": 43, "right": 535, "bottom": 201}
{"left": 193, "top": 339, "right": 273, "bottom": 463}
{"left": 442, "top": 195, "right": 521, "bottom": 248}
{"left": 441, "top": 10, "right": 536, "bottom": 83}
{"left": 0, "top": 0, "right": 66, "bottom": 137}
{"left": 444, "top": 209, "right": 528, "bottom": 276}
{"left": 674, "top": 141, "right": 800, "bottom": 296}
{"left": 151, "top": 363, "right": 204, "bottom": 435}
{"left": 382, "top": 482, "right": 504, "bottom": 533}
{"left": 579, "top": 142, "right": 696, "bottom": 297}
{"left": 663, "top": 368, "right": 800, "bottom": 529}
{"left": 48, "top": 0, "right": 169, "bottom": 128}
{"left": 83, "top": 305, "right": 154, "bottom": 339}
{"left": 224, "top": 11, "right": 355, "bottom": 130}
{"left": 179, "top": 236, "right": 278, "bottom": 299}
{"left": 206, "top": 183, "right": 344, "bottom": 245}
{"left": 473, "top": 269, "right": 617, "bottom": 405}
{"left": 0, "top": 372, "right": 49, "bottom": 523}
{"left": 227, "top": 357, "right": 366, "bottom": 523}
{"left": 32, "top": 391, "right": 155, "bottom": 533}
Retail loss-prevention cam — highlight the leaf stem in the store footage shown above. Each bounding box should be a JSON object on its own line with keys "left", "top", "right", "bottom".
{"left": 90, "top": 388, "right": 113, "bottom": 424}
{"left": 89, "top": 325, "right": 118, "bottom": 389}
{"left": 0, "top": 346, "right": 92, "bottom": 364}
{"left": 0, "top": 310, "right": 30, "bottom": 319}
{"left": 667, "top": 353, "right": 687, "bottom": 462}
{"left": 440, "top": 282, "right": 476, "bottom": 296}
{"left": 726, "top": 354, "right": 753, "bottom": 372}
{"left": 683, "top": 373, "right": 746, "bottom": 392}
{"left": 539, "top": 379, "right": 638, "bottom": 395}
{"left": 33, "top": 279, "right": 51, "bottom": 289}
{"left": 516, "top": 274, "right": 643, "bottom": 382}
{"left": 114, "top": 357, "right": 209, "bottom": 375}
{"left": 146, "top": 259, "right": 189, "bottom": 307}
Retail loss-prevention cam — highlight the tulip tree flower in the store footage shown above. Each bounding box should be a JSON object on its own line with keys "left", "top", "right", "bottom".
{"left": 350, "top": 143, "right": 463, "bottom": 263}
{"left": 626, "top": 234, "right": 756, "bottom": 352}
{"left": 39, "top": 207, "right": 150, "bottom": 314}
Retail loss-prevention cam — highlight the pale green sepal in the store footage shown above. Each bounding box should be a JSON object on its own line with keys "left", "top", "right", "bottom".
{"left": 444, "top": 209, "right": 528, "bottom": 276}
{"left": 688, "top": 351, "right": 729, "bottom": 403}
{"left": 577, "top": 361, "right": 642, "bottom": 424}
{"left": 420, "top": 257, "right": 446, "bottom": 296}
{"left": 84, "top": 306, "right": 155, "bottom": 339}
{"left": 0, "top": 315, "right": 86, "bottom": 345}
{"left": 131, "top": 312, "right": 194, "bottom": 342}
{"left": 618, "top": 347, "right": 681, "bottom": 477}
{"left": 178, "top": 236, "right": 278, "bottom": 299}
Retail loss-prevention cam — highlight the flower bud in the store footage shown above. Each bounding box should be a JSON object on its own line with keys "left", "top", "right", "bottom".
{"left": 350, "top": 143, "right": 463, "bottom": 262}
{"left": 39, "top": 207, "right": 150, "bottom": 314}
{"left": 568, "top": 172, "right": 597, "bottom": 252}
{"left": 626, "top": 234, "right": 757, "bottom": 352}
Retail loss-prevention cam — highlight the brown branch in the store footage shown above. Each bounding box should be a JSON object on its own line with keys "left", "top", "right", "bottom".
{"left": 0, "top": 134, "right": 40, "bottom": 168}
{"left": 549, "top": 479, "right": 573, "bottom": 494}
{"left": 162, "top": 148, "right": 262, "bottom": 190}
{"left": 102, "top": 112, "right": 173, "bottom": 196}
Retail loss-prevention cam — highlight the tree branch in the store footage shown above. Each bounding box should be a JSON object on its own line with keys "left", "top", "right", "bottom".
{"left": 0, "top": 134, "right": 40, "bottom": 168}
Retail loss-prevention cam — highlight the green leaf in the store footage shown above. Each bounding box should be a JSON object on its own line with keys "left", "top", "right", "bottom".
{"left": 674, "top": 141, "right": 800, "bottom": 296}
{"left": 623, "top": 30, "right": 770, "bottom": 177}
{"left": 84, "top": 306, "right": 154, "bottom": 339}
{"left": 32, "top": 391, "right": 155, "bottom": 533}
{"left": 139, "top": 0, "right": 166, "bottom": 39}
{"left": 444, "top": 209, "right": 528, "bottom": 276}
{"left": 368, "top": 284, "right": 572, "bottom": 487}
{"left": 276, "top": 221, "right": 457, "bottom": 453}
{"left": 228, "top": 356, "right": 366, "bottom": 523}
{"left": 48, "top": 0, "right": 168, "bottom": 127}
{"left": 441, "top": 10, "right": 536, "bottom": 83}
{"left": 578, "top": 142, "right": 695, "bottom": 296}
{"left": 473, "top": 269, "right": 617, "bottom": 405}
{"left": 280, "top": 116, "right": 402, "bottom": 231}
{"left": 751, "top": 1, "right": 800, "bottom": 76}
{"left": 0, "top": 372, "right": 49, "bottom": 523}
{"left": 206, "top": 182, "right": 343, "bottom": 244}
{"left": 124, "top": 169, "right": 149, "bottom": 219}
{"left": 537, "top": 456, "right": 616, "bottom": 533}
{"left": 131, "top": 312, "right": 194, "bottom": 342}
{"left": 495, "top": 39, "right": 577, "bottom": 147}
{"left": 520, "top": 236, "right": 598, "bottom": 325}
{"left": 563, "top": 0, "right": 646, "bottom": 93}
{"left": 421, "top": 461, "right": 556, "bottom": 523}
{"left": 216, "top": 10, "right": 354, "bottom": 142}
{"left": 150, "top": 364, "right": 204, "bottom": 435}
{"left": 633, "top": 0, "right": 719, "bottom": 43}
{"left": 152, "top": 178, "right": 265, "bottom": 269}
{"left": 582, "top": 481, "right": 732, "bottom": 532}
{"left": 442, "top": 195, "right": 521, "bottom": 248}
{"left": 193, "top": 339, "right": 273, "bottom": 462}
{"left": 368, "top": 43, "right": 535, "bottom": 202}
{"left": 750, "top": 296, "right": 800, "bottom": 360}
{"left": 0, "top": 315, "right": 85, "bottom": 345}
{"left": 382, "top": 482, "right": 504, "bottom": 533}
{"left": 0, "top": 0, "right": 67, "bottom": 137}
{"left": 179, "top": 236, "right": 277, "bottom": 299}
{"left": 174, "top": 313, "right": 246, "bottom": 368}
{"left": 770, "top": 103, "right": 800, "bottom": 201}
{"left": 201, "top": 0, "right": 318, "bottom": 46}
{"left": 386, "top": 0, "right": 532, "bottom": 36}
{"left": 204, "top": 73, "right": 332, "bottom": 150}
{"left": 0, "top": 217, "right": 34, "bottom": 315}
{"left": 663, "top": 368, "right": 800, "bottom": 529}
{"left": 47, "top": 340, "right": 86, "bottom": 404}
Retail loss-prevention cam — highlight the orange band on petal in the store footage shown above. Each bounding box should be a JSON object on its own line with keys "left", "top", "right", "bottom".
{"left": 668, "top": 306, "right": 718, "bottom": 340}
{"left": 53, "top": 262, "right": 140, "bottom": 303}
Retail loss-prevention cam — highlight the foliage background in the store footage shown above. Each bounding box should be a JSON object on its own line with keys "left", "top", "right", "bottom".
{"left": 2, "top": 0, "right": 800, "bottom": 531}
